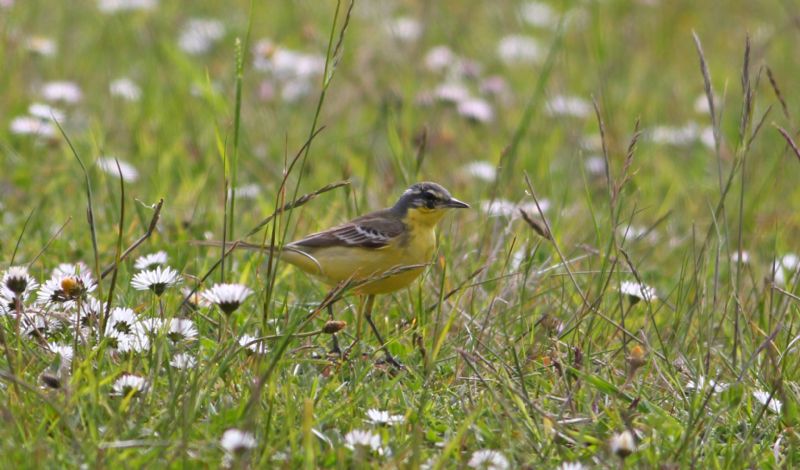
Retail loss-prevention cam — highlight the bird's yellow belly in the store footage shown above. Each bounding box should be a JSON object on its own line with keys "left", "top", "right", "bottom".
{"left": 281, "top": 228, "right": 436, "bottom": 295}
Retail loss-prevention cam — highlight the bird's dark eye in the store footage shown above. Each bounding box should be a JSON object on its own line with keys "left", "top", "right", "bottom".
{"left": 421, "top": 191, "right": 436, "bottom": 208}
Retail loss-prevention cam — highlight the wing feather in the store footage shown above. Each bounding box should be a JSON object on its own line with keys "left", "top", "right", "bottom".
{"left": 288, "top": 210, "right": 405, "bottom": 249}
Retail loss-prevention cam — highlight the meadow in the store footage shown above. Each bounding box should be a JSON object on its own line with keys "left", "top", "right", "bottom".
{"left": 1, "top": 0, "right": 800, "bottom": 467}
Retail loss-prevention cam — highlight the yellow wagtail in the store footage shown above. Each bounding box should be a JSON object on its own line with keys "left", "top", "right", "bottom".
{"left": 209, "top": 182, "right": 469, "bottom": 367}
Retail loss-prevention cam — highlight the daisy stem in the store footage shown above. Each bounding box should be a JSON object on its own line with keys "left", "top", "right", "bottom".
{"left": 14, "top": 297, "right": 21, "bottom": 344}
{"left": 219, "top": 313, "right": 227, "bottom": 342}
{"left": 73, "top": 297, "right": 82, "bottom": 374}
{"left": 0, "top": 301, "right": 21, "bottom": 397}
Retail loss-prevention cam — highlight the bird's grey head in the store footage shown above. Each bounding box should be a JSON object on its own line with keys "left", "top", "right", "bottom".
{"left": 392, "top": 182, "right": 470, "bottom": 214}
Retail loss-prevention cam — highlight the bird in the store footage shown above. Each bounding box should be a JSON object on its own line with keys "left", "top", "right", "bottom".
{"left": 201, "top": 182, "right": 469, "bottom": 367}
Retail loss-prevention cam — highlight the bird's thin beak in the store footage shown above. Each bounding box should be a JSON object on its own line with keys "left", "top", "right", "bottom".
{"left": 445, "top": 197, "right": 470, "bottom": 209}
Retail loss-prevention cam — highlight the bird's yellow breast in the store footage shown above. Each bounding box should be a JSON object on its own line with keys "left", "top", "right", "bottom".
{"left": 280, "top": 208, "right": 443, "bottom": 295}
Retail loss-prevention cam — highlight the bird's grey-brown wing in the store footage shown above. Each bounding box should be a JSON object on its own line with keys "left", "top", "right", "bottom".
{"left": 288, "top": 209, "right": 406, "bottom": 249}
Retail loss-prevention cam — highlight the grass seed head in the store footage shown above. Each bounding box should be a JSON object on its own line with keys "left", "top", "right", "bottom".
{"left": 323, "top": 320, "right": 347, "bottom": 334}
{"left": 628, "top": 345, "right": 647, "bottom": 370}
{"left": 41, "top": 372, "right": 62, "bottom": 389}
{"left": 610, "top": 430, "right": 636, "bottom": 459}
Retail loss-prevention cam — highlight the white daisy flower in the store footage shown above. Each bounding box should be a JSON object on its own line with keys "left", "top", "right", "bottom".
{"left": 178, "top": 18, "right": 226, "bottom": 55}
{"left": 97, "top": 0, "right": 157, "bottom": 14}
{"left": 618, "top": 225, "right": 651, "bottom": 242}
{"left": 385, "top": 16, "right": 422, "bottom": 42}
{"left": 47, "top": 343, "right": 74, "bottom": 366}
{"left": 136, "top": 317, "right": 165, "bottom": 334}
{"left": 106, "top": 307, "right": 137, "bottom": 334}
{"left": 753, "top": 390, "right": 782, "bottom": 414}
{"left": 42, "top": 81, "right": 82, "bottom": 103}
{"left": 699, "top": 126, "right": 715, "bottom": 149}
{"left": 609, "top": 430, "right": 636, "bottom": 458}
{"left": 2, "top": 266, "right": 38, "bottom": 296}
{"left": 134, "top": 251, "right": 168, "bottom": 271}
{"left": 480, "top": 199, "right": 549, "bottom": 218}
{"left": 285, "top": 50, "right": 326, "bottom": 79}
{"left": 457, "top": 98, "right": 494, "bottom": 123}
{"left": 121, "top": 332, "right": 151, "bottom": 353}
{"left": 424, "top": 45, "right": 456, "bottom": 72}
{"left": 556, "top": 462, "right": 586, "bottom": 470}
{"left": 686, "top": 376, "right": 729, "bottom": 394}
{"left": 28, "top": 102, "right": 65, "bottom": 121}
{"left": 546, "top": 95, "right": 591, "bottom": 118}
{"left": 693, "top": 93, "right": 719, "bottom": 114}
{"left": 238, "top": 334, "right": 268, "bottom": 355}
{"left": 619, "top": 281, "right": 657, "bottom": 303}
{"left": 220, "top": 428, "right": 257, "bottom": 455}
{"left": 480, "top": 199, "right": 517, "bottom": 217}
{"left": 96, "top": 157, "right": 140, "bottom": 183}
{"left": 0, "top": 289, "right": 21, "bottom": 315}
{"left": 80, "top": 295, "right": 103, "bottom": 324}
{"left": 107, "top": 328, "right": 151, "bottom": 354}
{"left": 111, "top": 374, "right": 148, "bottom": 397}
{"left": 584, "top": 155, "right": 606, "bottom": 175}
{"left": 230, "top": 183, "right": 261, "bottom": 200}
{"left": 52, "top": 263, "right": 91, "bottom": 278}
{"left": 25, "top": 35, "right": 57, "bottom": 57}
{"left": 432, "top": 82, "right": 470, "bottom": 104}
{"left": 203, "top": 283, "right": 253, "bottom": 315}
{"left": 518, "top": 200, "right": 551, "bottom": 215}
{"left": 467, "top": 449, "right": 509, "bottom": 469}
{"left": 344, "top": 429, "right": 382, "bottom": 454}
{"left": 37, "top": 266, "right": 96, "bottom": 307}
{"left": 181, "top": 287, "right": 210, "bottom": 310}
{"left": 109, "top": 77, "right": 141, "bottom": 101}
{"left": 167, "top": 318, "right": 198, "bottom": 342}
{"left": 497, "top": 35, "right": 541, "bottom": 65}
{"left": 480, "top": 76, "right": 508, "bottom": 96}
{"left": 366, "top": 408, "right": 405, "bottom": 426}
{"left": 131, "top": 266, "right": 181, "bottom": 296}
{"left": 9, "top": 116, "right": 56, "bottom": 138}
{"left": 463, "top": 161, "right": 496, "bottom": 182}
{"left": 170, "top": 352, "right": 197, "bottom": 369}
{"left": 21, "top": 311, "right": 50, "bottom": 338}
{"left": 252, "top": 44, "right": 325, "bottom": 80}
{"left": 731, "top": 251, "right": 750, "bottom": 264}
{"left": 104, "top": 330, "right": 125, "bottom": 350}
{"left": 280, "top": 80, "right": 313, "bottom": 102}
{"left": 781, "top": 253, "right": 799, "bottom": 270}
{"left": 773, "top": 254, "right": 800, "bottom": 286}
{"left": 648, "top": 122, "right": 702, "bottom": 146}
{"left": 520, "top": 1, "right": 557, "bottom": 28}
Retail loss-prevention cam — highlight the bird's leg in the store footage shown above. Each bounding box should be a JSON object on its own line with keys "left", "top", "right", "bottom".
{"left": 363, "top": 295, "right": 404, "bottom": 369}
{"left": 327, "top": 303, "right": 342, "bottom": 357}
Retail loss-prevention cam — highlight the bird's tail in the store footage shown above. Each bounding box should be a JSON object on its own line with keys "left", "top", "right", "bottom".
{"left": 191, "top": 239, "right": 322, "bottom": 272}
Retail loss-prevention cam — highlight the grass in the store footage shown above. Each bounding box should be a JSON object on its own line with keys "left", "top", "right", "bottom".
{"left": 2, "top": 0, "right": 800, "bottom": 467}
